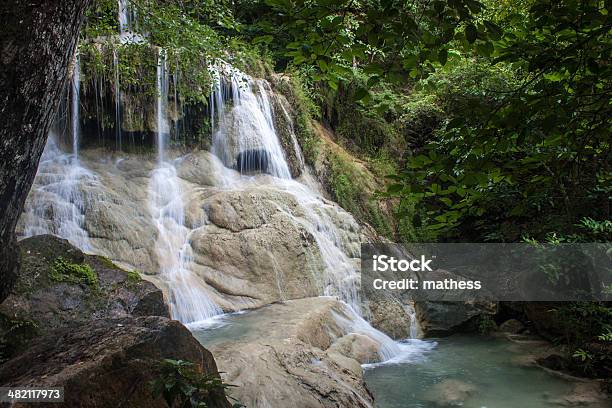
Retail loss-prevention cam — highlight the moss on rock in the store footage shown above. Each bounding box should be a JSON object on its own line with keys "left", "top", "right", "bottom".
{"left": 49, "top": 257, "right": 98, "bottom": 287}
{"left": 0, "top": 235, "right": 169, "bottom": 361}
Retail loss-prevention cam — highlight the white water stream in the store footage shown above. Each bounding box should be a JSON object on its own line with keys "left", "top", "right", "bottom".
{"left": 21, "top": 56, "right": 95, "bottom": 252}
{"left": 149, "top": 49, "right": 222, "bottom": 323}
{"left": 72, "top": 56, "right": 81, "bottom": 159}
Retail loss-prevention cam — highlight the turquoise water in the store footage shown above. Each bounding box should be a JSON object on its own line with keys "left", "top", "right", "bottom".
{"left": 190, "top": 311, "right": 605, "bottom": 408}
{"left": 364, "top": 336, "right": 602, "bottom": 408}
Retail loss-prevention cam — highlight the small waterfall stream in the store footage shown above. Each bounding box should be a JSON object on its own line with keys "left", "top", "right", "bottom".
{"left": 71, "top": 55, "right": 81, "bottom": 159}
{"left": 149, "top": 49, "right": 222, "bottom": 323}
{"left": 211, "top": 64, "right": 292, "bottom": 181}
{"left": 21, "top": 55, "right": 94, "bottom": 252}
{"left": 112, "top": 49, "right": 122, "bottom": 150}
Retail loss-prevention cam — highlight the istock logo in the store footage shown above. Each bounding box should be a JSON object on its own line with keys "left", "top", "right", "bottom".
{"left": 372, "top": 255, "right": 433, "bottom": 272}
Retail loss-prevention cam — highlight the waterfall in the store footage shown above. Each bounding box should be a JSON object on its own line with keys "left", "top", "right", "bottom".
{"left": 71, "top": 55, "right": 80, "bottom": 159}
{"left": 209, "top": 65, "right": 361, "bottom": 310}
{"left": 210, "top": 64, "right": 292, "bottom": 180}
{"left": 156, "top": 50, "right": 169, "bottom": 163}
{"left": 278, "top": 100, "right": 306, "bottom": 171}
{"left": 118, "top": 0, "right": 131, "bottom": 34}
{"left": 112, "top": 48, "right": 122, "bottom": 150}
{"left": 21, "top": 134, "right": 94, "bottom": 252}
{"left": 405, "top": 302, "right": 420, "bottom": 339}
{"left": 149, "top": 49, "right": 222, "bottom": 323}
{"left": 207, "top": 65, "right": 367, "bottom": 317}
{"left": 118, "top": 0, "right": 143, "bottom": 44}
{"left": 206, "top": 65, "right": 438, "bottom": 364}
{"left": 22, "top": 55, "right": 94, "bottom": 250}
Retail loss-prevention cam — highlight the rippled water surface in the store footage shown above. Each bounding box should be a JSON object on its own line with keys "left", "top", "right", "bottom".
{"left": 364, "top": 335, "right": 606, "bottom": 408}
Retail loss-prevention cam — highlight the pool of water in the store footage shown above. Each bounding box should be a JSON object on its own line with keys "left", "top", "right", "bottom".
{"left": 364, "top": 335, "right": 603, "bottom": 408}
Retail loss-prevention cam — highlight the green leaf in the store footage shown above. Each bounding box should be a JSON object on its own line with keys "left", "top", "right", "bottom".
{"left": 354, "top": 87, "right": 369, "bottom": 101}
{"left": 465, "top": 24, "right": 477, "bottom": 44}
{"left": 438, "top": 49, "right": 448, "bottom": 66}
{"left": 387, "top": 184, "right": 404, "bottom": 194}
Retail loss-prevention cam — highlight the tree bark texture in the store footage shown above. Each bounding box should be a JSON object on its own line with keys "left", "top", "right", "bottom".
{"left": 0, "top": 0, "right": 91, "bottom": 303}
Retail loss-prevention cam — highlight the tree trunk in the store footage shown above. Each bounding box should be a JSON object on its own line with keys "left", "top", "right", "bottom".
{"left": 0, "top": 0, "right": 91, "bottom": 303}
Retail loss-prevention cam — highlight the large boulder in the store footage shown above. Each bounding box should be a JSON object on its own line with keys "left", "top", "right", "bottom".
{"left": 0, "top": 316, "right": 230, "bottom": 408}
{"left": 0, "top": 235, "right": 230, "bottom": 408}
{"left": 367, "top": 298, "right": 411, "bottom": 340}
{"left": 198, "top": 298, "right": 379, "bottom": 408}
{"left": 0, "top": 234, "right": 168, "bottom": 345}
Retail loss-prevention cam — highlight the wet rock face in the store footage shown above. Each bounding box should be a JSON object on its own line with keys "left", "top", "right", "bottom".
{"left": 18, "top": 150, "right": 363, "bottom": 314}
{"left": 205, "top": 298, "right": 376, "bottom": 408}
{"left": 415, "top": 300, "right": 498, "bottom": 336}
{"left": 270, "top": 90, "right": 304, "bottom": 178}
{"left": 367, "top": 299, "right": 411, "bottom": 340}
{"left": 0, "top": 316, "right": 231, "bottom": 408}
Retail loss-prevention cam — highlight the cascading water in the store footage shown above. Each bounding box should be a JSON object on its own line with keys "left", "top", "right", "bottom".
{"left": 112, "top": 48, "right": 122, "bottom": 150}
{"left": 21, "top": 133, "right": 95, "bottom": 252}
{"left": 209, "top": 64, "right": 360, "bottom": 309}
{"left": 207, "top": 64, "right": 428, "bottom": 363}
{"left": 118, "top": 0, "right": 142, "bottom": 43}
{"left": 149, "top": 49, "right": 222, "bottom": 323}
{"left": 210, "top": 64, "right": 292, "bottom": 181}
{"left": 71, "top": 55, "right": 81, "bottom": 158}
{"left": 21, "top": 55, "right": 95, "bottom": 251}
{"left": 156, "top": 50, "right": 169, "bottom": 163}
{"left": 118, "top": 0, "right": 133, "bottom": 34}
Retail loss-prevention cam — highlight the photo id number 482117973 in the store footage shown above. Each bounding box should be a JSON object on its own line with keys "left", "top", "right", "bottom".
{"left": 0, "top": 387, "right": 64, "bottom": 403}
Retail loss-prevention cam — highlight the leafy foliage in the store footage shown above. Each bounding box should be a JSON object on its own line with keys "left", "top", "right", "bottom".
{"left": 245, "top": 0, "right": 501, "bottom": 90}
{"left": 150, "top": 359, "right": 242, "bottom": 408}
{"left": 384, "top": 0, "right": 610, "bottom": 241}
{"left": 552, "top": 302, "right": 612, "bottom": 377}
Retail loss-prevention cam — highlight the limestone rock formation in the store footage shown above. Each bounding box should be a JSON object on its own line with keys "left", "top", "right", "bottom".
{"left": 18, "top": 150, "right": 364, "bottom": 314}
{"left": 199, "top": 298, "right": 377, "bottom": 408}
{"left": 415, "top": 300, "right": 498, "bottom": 336}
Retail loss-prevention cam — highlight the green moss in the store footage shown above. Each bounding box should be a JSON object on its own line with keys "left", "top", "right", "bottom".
{"left": 0, "top": 315, "right": 38, "bottom": 363}
{"left": 274, "top": 74, "right": 321, "bottom": 165}
{"left": 367, "top": 201, "right": 393, "bottom": 238}
{"left": 127, "top": 269, "right": 142, "bottom": 284}
{"left": 50, "top": 257, "right": 98, "bottom": 287}
{"left": 99, "top": 256, "right": 118, "bottom": 269}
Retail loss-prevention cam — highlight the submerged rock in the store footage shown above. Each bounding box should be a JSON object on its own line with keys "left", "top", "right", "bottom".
{"left": 423, "top": 379, "right": 477, "bottom": 407}
{"left": 0, "top": 316, "right": 231, "bottom": 408}
{"left": 499, "top": 318, "right": 526, "bottom": 334}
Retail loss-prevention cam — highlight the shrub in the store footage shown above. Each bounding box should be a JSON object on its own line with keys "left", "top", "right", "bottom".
{"left": 150, "top": 359, "right": 243, "bottom": 408}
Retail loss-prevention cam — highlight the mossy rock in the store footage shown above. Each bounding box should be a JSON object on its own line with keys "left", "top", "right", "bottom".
{"left": 0, "top": 235, "right": 169, "bottom": 361}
